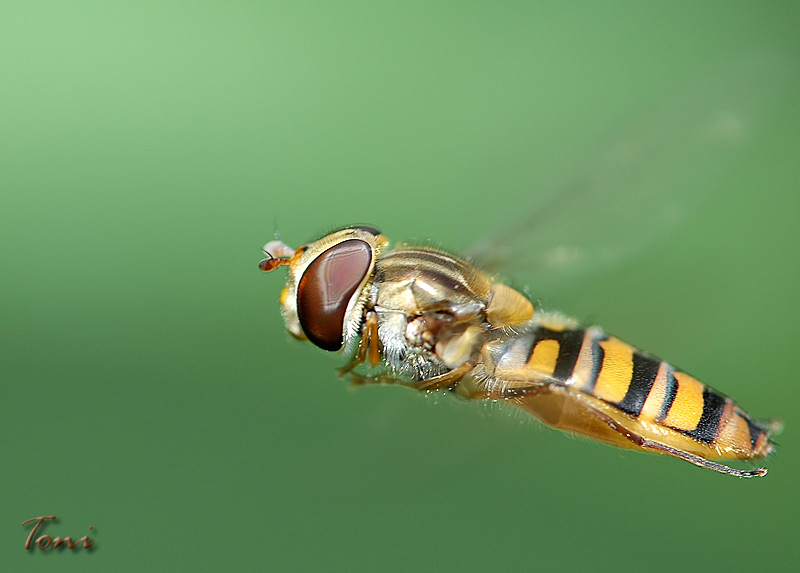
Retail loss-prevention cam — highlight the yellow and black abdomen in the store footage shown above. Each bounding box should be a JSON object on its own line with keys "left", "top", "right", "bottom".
{"left": 480, "top": 325, "right": 775, "bottom": 461}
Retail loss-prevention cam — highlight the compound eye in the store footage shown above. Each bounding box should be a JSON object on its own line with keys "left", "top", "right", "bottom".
{"left": 352, "top": 225, "right": 381, "bottom": 236}
{"left": 296, "top": 239, "right": 372, "bottom": 351}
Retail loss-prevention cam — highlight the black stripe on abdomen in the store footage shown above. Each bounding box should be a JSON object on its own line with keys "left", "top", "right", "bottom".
{"left": 686, "top": 388, "right": 727, "bottom": 444}
{"left": 533, "top": 327, "right": 585, "bottom": 381}
{"left": 657, "top": 371, "right": 679, "bottom": 422}
{"left": 616, "top": 352, "right": 661, "bottom": 416}
{"left": 583, "top": 335, "right": 606, "bottom": 393}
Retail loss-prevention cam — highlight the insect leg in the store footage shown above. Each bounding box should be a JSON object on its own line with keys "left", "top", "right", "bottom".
{"left": 466, "top": 383, "right": 551, "bottom": 401}
{"left": 581, "top": 402, "right": 768, "bottom": 478}
{"left": 338, "top": 311, "right": 381, "bottom": 376}
{"left": 412, "top": 361, "right": 475, "bottom": 392}
{"left": 365, "top": 312, "right": 381, "bottom": 366}
{"left": 346, "top": 363, "right": 472, "bottom": 390}
{"left": 347, "top": 372, "right": 405, "bottom": 388}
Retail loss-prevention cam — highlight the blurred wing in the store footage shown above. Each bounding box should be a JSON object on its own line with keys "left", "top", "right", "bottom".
{"left": 467, "top": 53, "right": 793, "bottom": 292}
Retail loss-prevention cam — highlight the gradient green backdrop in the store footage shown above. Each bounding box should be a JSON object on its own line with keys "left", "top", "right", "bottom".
{"left": 2, "top": 2, "right": 799, "bottom": 570}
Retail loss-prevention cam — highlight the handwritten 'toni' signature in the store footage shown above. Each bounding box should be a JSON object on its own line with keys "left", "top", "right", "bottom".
{"left": 22, "top": 515, "right": 94, "bottom": 550}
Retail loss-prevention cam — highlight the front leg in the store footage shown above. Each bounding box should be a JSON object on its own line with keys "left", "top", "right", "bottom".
{"left": 348, "top": 309, "right": 483, "bottom": 392}
{"left": 338, "top": 311, "right": 381, "bottom": 377}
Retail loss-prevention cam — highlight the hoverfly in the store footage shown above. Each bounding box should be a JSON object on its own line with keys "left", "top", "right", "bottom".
{"left": 259, "top": 57, "right": 785, "bottom": 477}
{"left": 259, "top": 225, "right": 777, "bottom": 478}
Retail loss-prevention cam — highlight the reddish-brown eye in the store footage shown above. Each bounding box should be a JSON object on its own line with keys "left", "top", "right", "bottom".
{"left": 296, "top": 239, "right": 372, "bottom": 351}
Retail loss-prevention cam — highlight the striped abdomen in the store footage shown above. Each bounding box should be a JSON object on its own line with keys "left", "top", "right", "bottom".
{"left": 480, "top": 325, "right": 774, "bottom": 460}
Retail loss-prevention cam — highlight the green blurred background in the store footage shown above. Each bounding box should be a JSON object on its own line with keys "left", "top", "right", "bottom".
{"left": 2, "top": 1, "right": 799, "bottom": 570}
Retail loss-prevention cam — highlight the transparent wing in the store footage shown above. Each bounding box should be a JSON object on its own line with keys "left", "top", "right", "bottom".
{"left": 467, "top": 53, "right": 793, "bottom": 293}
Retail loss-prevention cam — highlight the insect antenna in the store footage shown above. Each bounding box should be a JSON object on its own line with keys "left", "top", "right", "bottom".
{"left": 259, "top": 239, "right": 296, "bottom": 272}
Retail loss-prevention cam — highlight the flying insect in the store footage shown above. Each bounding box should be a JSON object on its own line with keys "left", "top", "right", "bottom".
{"left": 259, "top": 225, "right": 777, "bottom": 477}
{"left": 259, "top": 57, "right": 786, "bottom": 477}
